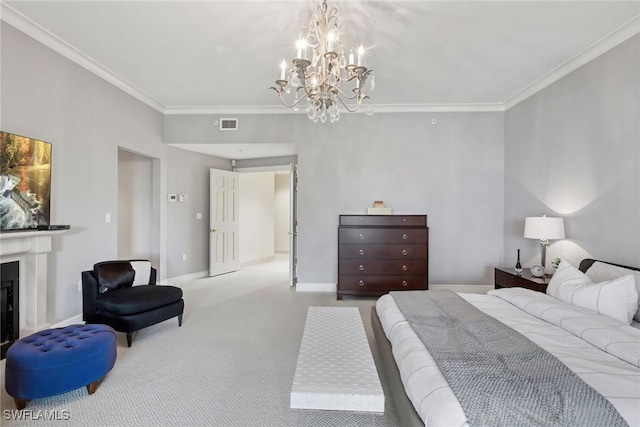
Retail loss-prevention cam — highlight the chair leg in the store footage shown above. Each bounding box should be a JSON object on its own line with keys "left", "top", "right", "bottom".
{"left": 178, "top": 314, "right": 183, "bottom": 327}
{"left": 86, "top": 378, "right": 101, "bottom": 395}
{"left": 14, "top": 398, "right": 29, "bottom": 410}
{"left": 126, "top": 332, "right": 133, "bottom": 347}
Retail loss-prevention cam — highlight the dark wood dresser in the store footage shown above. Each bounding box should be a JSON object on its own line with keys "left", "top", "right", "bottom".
{"left": 337, "top": 215, "right": 428, "bottom": 300}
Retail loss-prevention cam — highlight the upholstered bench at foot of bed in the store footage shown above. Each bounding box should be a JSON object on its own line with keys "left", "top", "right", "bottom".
{"left": 4, "top": 324, "right": 117, "bottom": 409}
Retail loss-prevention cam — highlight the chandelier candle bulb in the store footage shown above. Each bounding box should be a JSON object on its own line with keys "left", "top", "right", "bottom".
{"left": 327, "top": 31, "right": 335, "bottom": 52}
{"left": 348, "top": 49, "right": 355, "bottom": 66}
{"left": 357, "top": 45, "right": 364, "bottom": 66}
{"left": 280, "top": 61, "right": 287, "bottom": 80}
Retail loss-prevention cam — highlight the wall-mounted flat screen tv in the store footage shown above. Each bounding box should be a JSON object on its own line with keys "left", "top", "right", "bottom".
{"left": 0, "top": 131, "right": 52, "bottom": 230}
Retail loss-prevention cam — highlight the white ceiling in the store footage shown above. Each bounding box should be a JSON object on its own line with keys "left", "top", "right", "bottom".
{"left": 4, "top": 1, "right": 639, "bottom": 159}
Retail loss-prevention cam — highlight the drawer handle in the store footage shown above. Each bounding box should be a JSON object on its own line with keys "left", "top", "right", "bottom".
{"left": 402, "top": 249, "right": 408, "bottom": 256}
{"left": 359, "top": 233, "right": 365, "bottom": 240}
{"left": 402, "top": 234, "right": 408, "bottom": 240}
{"left": 402, "top": 265, "right": 408, "bottom": 271}
{"left": 402, "top": 280, "right": 408, "bottom": 287}
{"left": 359, "top": 265, "right": 364, "bottom": 271}
{"left": 359, "top": 280, "right": 365, "bottom": 286}
{"left": 359, "top": 249, "right": 365, "bottom": 255}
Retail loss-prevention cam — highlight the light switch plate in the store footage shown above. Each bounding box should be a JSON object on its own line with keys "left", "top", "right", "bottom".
{"left": 168, "top": 194, "right": 177, "bottom": 202}
{"left": 179, "top": 194, "right": 189, "bottom": 203}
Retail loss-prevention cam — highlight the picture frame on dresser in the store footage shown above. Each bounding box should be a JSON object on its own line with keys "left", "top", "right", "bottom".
{"left": 337, "top": 215, "right": 428, "bottom": 300}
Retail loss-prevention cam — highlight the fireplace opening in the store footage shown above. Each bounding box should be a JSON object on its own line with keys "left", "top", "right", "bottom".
{"left": 1, "top": 261, "right": 19, "bottom": 359}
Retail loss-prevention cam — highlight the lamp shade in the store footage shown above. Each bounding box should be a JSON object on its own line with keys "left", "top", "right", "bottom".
{"left": 524, "top": 216, "right": 565, "bottom": 240}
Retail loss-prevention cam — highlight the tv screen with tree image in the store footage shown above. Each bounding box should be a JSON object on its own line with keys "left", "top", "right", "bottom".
{"left": 0, "top": 131, "right": 52, "bottom": 230}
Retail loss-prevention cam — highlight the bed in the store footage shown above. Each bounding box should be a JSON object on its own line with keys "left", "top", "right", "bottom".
{"left": 372, "top": 258, "right": 640, "bottom": 426}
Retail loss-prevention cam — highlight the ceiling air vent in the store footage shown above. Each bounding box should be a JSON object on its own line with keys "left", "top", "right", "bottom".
{"left": 219, "top": 118, "right": 238, "bottom": 131}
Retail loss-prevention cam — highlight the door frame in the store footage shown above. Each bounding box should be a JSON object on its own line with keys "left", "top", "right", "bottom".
{"left": 234, "top": 164, "right": 297, "bottom": 284}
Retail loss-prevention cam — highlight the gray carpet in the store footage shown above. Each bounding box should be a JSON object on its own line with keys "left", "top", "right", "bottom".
{"left": 1, "top": 261, "right": 402, "bottom": 426}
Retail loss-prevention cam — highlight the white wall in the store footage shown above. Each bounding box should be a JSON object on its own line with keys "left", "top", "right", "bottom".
{"left": 117, "top": 148, "right": 154, "bottom": 262}
{"left": 274, "top": 173, "right": 290, "bottom": 253}
{"left": 239, "top": 172, "right": 275, "bottom": 264}
{"left": 504, "top": 35, "right": 640, "bottom": 269}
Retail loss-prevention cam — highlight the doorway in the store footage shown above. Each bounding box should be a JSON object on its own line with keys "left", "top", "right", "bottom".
{"left": 117, "top": 148, "right": 156, "bottom": 264}
{"left": 236, "top": 165, "right": 297, "bottom": 286}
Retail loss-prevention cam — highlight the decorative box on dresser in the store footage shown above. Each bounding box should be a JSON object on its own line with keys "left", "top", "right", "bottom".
{"left": 337, "top": 215, "right": 428, "bottom": 300}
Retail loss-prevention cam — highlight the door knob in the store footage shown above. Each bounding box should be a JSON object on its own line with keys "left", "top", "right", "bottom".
{"left": 210, "top": 228, "right": 218, "bottom": 233}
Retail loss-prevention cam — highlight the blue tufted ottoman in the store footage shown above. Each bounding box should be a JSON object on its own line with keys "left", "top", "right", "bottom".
{"left": 5, "top": 324, "right": 117, "bottom": 409}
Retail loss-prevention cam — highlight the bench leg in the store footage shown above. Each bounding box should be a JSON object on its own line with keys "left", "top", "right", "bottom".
{"left": 14, "top": 398, "right": 29, "bottom": 410}
{"left": 178, "top": 314, "right": 183, "bottom": 327}
{"left": 86, "top": 379, "right": 101, "bottom": 395}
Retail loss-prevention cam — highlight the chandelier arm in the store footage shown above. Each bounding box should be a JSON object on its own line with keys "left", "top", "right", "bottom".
{"left": 269, "top": 87, "right": 308, "bottom": 108}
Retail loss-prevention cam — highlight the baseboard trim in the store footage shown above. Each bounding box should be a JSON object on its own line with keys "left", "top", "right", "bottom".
{"left": 51, "top": 314, "right": 83, "bottom": 329}
{"left": 429, "top": 284, "right": 493, "bottom": 294}
{"left": 296, "top": 283, "right": 336, "bottom": 293}
{"left": 162, "top": 270, "right": 209, "bottom": 286}
{"left": 274, "top": 250, "right": 290, "bottom": 254}
{"left": 239, "top": 256, "right": 275, "bottom": 268}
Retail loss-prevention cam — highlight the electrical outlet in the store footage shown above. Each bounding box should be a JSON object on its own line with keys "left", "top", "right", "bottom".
{"left": 77, "top": 280, "right": 82, "bottom": 292}
{"left": 182, "top": 254, "right": 187, "bottom": 261}
{"left": 196, "top": 212, "right": 202, "bottom": 220}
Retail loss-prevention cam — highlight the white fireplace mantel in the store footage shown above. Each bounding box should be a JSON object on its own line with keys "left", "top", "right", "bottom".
{"left": 0, "top": 229, "right": 67, "bottom": 337}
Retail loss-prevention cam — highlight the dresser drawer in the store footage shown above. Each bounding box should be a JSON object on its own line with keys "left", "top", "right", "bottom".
{"left": 495, "top": 269, "right": 516, "bottom": 288}
{"left": 339, "top": 228, "right": 427, "bottom": 244}
{"left": 339, "top": 275, "right": 427, "bottom": 291}
{"left": 339, "top": 260, "right": 426, "bottom": 275}
{"left": 340, "top": 215, "right": 427, "bottom": 227}
{"left": 339, "top": 244, "right": 427, "bottom": 260}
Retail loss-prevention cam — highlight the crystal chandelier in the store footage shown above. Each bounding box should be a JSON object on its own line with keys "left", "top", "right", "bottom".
{"left": 270, "top": 0, "right": 374, "bottom": 123}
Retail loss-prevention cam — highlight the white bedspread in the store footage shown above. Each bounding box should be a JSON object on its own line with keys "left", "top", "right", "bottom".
{"left": 376, "top": 288, "right": 640, "bottom": 427}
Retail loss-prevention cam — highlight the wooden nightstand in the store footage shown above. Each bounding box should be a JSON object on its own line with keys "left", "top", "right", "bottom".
{"left": 494, "top": 267, "right": 551, "bottom": 293}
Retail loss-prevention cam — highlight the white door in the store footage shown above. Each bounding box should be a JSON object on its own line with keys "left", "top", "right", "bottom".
{"left": 288, "top": 163, "right": 298, "bottom": 287}
{"left": 209, "top": 168, "right": 239, "bottom": 276}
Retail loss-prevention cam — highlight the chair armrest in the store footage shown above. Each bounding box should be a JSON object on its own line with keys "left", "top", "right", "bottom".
{"left": 81, "top": 270, "right": 99, "bottom": 321}
{"left": 149, "top": 267, "right": 157, "bottom": 285}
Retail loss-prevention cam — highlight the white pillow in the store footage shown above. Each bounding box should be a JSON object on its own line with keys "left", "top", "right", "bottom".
{"left": 130, "top": 260, "right": 152, "bottom": 286}
{"left": 586, "top": 262, "right": 640, "bottom": 321}
{"left": 547, "top": 259, "right": 592, "bottom": 299}
{"left": 553, "top": 275, "right": 638, "bottom": 324}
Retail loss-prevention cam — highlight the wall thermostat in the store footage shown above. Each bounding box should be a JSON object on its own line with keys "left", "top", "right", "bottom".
{"left": 179, "top": 194, "right": 189, "bottom": 203}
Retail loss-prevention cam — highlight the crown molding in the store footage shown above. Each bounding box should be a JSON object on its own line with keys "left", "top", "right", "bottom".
{"left": 503, "top": 15, "right": 640, "bottom": 110}
{"left": 2, "top": 2, "right": 637, "bottom": 116}
{"left": 163, "top": 103, "right": 505, "bottom": 115}
{"left": 0, "top": 3, "right": 165, "bottom": 113}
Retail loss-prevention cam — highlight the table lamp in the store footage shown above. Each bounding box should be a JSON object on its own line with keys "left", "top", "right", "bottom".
{"left": 524, "top": 215, "right": 565, "bottom": 272}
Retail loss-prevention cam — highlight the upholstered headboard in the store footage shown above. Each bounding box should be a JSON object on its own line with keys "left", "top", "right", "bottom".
{"left": 578, "top": 259, "right": 640, "bottom": 273}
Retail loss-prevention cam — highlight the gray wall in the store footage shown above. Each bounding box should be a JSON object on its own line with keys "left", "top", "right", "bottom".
{"left": 297, "top": 112, "right": 505, "bottom": 285}
{"left": 504, "top": 35, "right": 640, "bottom": 268}
{"left": 165, "top": 146, "right": 229, "bottom": 277}
{"left": 167, "top": 112, "right": 506, "bottom": 286}
{"left": 1, "top": 23, "right": 229, "bottom": 324}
